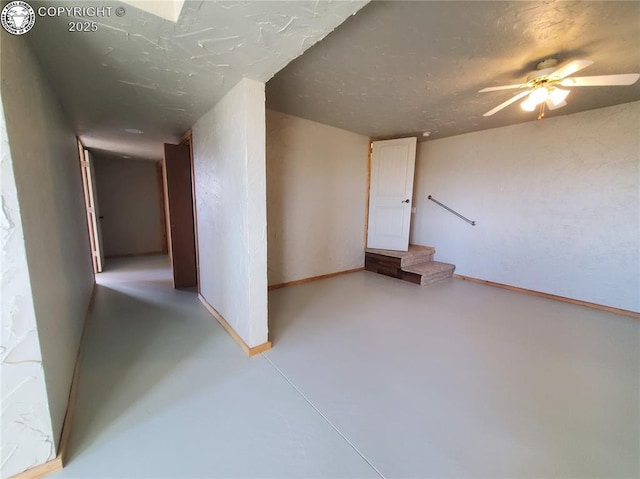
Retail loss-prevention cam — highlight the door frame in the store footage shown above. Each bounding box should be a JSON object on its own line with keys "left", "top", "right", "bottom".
{"left": 364, "top": 139, "right": 373, "bottom": 246}
{"left": 76, "top": 138, "right": 103, "bottom": 273}
{"left": 156, "top": 161, "right": 169, "bottom": 254}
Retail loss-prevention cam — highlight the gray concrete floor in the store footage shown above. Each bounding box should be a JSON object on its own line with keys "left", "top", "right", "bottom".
{"left": 52, "top": 255, "right": 639, "bottom": 478}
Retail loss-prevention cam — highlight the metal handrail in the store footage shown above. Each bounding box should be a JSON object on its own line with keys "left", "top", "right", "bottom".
{"left": 428, "top": 195, "right": 476, "bottom": 226}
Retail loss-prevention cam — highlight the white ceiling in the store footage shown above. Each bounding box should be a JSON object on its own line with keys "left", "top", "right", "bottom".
{"left": 27, "top": 0, "right": 368, "bottom": 160}
{"left": 267, "top": 1, "right": 640, "bottom": 141}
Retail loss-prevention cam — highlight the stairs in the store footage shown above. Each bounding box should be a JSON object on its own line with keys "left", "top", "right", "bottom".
{"left": 365, "top": 245, "right": 455, "bottom": 285}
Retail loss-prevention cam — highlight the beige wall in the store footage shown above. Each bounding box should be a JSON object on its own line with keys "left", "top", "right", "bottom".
{"left": 193, "top": 79, "right": 268, "bottom": 348}
{"left": 410, "top": 101, "right": 640, "bottom": 312}
{"left": 93, "top": 156, "right": 164, "bottom": 258}
{"left": 266, "top": 110, "right": 370, "bottom": 285}
{"left": 1, "top": 36, "right": 94, "bottom": 477}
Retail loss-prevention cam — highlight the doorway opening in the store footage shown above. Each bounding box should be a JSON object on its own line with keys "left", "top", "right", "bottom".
{"left": 161, "top": 131, "right": 199, "bottom": 289}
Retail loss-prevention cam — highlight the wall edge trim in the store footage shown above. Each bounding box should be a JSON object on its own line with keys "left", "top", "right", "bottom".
{"left": 197, "top": 294, "right": 271, "bottom": 356}
{"left": 9, "top": 284, "right": 98, "bottom": 479}
{"left": 268, "top": 267, "right": 365, "bottom": 291}
{"left": 453, "top": 274, "right": 640, "bottom": 319}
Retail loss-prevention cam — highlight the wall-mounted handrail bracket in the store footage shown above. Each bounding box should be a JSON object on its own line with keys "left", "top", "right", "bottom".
{"left": 428, "top": 195, "right": 476, "bottom": 226}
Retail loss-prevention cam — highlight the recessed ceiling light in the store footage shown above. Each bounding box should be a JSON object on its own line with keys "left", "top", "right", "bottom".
{"left": 122, "top": 155, "right": 131, "bottom": 158}
{"left": 422, "top": 131, "right": 431, "bottom": 137}
{"left": 125, "top": 128, "right": 144, "bottom": 134}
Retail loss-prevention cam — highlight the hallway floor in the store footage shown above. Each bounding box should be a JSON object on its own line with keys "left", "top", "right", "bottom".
{"left": 52, "top": 256, "right": 638, "bottom": 478}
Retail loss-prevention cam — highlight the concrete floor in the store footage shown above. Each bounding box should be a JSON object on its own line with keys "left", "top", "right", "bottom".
{"left": 52, "top": 255, "right": 639, "bottom": 478}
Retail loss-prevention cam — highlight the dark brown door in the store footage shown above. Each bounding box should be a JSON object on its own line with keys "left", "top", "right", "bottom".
{"left": 163, "top": 143, "right": 197, "bottom": 288}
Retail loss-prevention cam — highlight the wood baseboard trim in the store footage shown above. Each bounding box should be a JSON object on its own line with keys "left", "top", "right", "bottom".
{"left": 454, "top": 274, "right": 640, "bottom": 319}
{"left": 8, "top": 458, "right": 63, "bottom": 479}
{"left": 57, "top": 285, "right": 97, "bottom": 460}
{"left": 268, "top": 267, "right": 365, "bottom": 291}
{"left": 198, "top": 294, "right": 272, "bottom": 356}
{"left": 10, "top": 285, "right": 98, "bottom": 479}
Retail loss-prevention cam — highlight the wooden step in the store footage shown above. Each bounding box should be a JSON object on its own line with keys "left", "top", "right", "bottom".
{"left": 365, "top": 244, "right": 435, "bottom": 267}
{"left": 364, "top": 244, "right": 455, "bottom": 286}
{"left": 402, "top": 261, "right": 456, "bottom": 285}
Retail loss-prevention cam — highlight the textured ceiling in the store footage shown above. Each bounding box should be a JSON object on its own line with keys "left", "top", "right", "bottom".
{"left": 27, "top": 0, "right": 368, "bottom": 159}
{"left": 266, "top": 1, "right": 640, "bottom": 141}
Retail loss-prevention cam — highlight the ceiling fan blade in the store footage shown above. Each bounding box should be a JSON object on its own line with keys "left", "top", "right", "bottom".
{"left": 545, "top": 98, "right": 567, "bottom": 110}
{"left": 560, "top": 73, "right": 640, "bottom": 87}
{"left": 483, "top": 90, "right": 530, "bottom": 117}
{"left": 479, "top": 84, "right": 528, "bottom": 93}
{"left": 549, "top": 59, "right": 594, "bottom": 79}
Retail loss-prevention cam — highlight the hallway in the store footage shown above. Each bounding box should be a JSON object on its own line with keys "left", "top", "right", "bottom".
{"left": 53, "top": 256, "right": 376, "bottom": 478}
{"left": 52, "top": 256, "right": 638, "bottom": 478}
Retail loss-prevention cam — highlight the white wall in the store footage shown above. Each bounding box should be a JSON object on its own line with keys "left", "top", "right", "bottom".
{"left": 93, "top": 156, "right": 164, "bottom": 257}
{"left": 266, "top": 110, "right": 370, "bottom": 285}
{"left": 0, "top": 95, "right": 55, "bottom": 479}
{"left": 411, "top": 102, "right": 640, "bottom": 312}
{"left": 0, "top": 36, "right": 94, "bottom": 477}
{"left": 193, "top": 79, "right": 268, "bottom": 348}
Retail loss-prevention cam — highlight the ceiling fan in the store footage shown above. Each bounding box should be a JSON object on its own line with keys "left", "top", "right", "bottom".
{"left": 480, "top": 59, "right": 640, "bottom": 119}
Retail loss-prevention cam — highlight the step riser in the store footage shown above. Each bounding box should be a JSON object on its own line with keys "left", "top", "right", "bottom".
{"left": 365, "top": 255, "right": 422, "bottom": 284}
{"left": 378, "top": 269, "right": 422, "bottom": 284}
{"left": 365, "top": 252, "right": 435, "bottom": 269}
{"left": 365, "top": 253, "right": 401, "bottom": 269}
{"left": 365, "top": 245, "right": 436, "bottom": 269}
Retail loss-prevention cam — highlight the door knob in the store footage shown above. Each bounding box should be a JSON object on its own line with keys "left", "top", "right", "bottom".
{"left": 402, "top": 199, "right": 410, "bottom": 203}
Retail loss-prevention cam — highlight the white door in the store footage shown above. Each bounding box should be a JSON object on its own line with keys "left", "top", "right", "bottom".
{"left": 366, "top": 137, "right": 417, "bottom": 251}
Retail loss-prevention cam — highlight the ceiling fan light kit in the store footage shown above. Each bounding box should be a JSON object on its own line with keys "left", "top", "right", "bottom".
{"left": 480, "top": 59, "right": 640, "bottom": 120}
{"left": 520, "top": 86, "right": 570, "bottom": 116}
{"left": 549, "top": 88, "right": 570, "bottom": 105}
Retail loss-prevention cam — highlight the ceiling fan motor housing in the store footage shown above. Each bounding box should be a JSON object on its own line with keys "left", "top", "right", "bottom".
{"left": 527, "top": 67, "right": 559, "bottom": 82}
{"left": 536, "top": 58, "right": 559, "bottom": 70}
